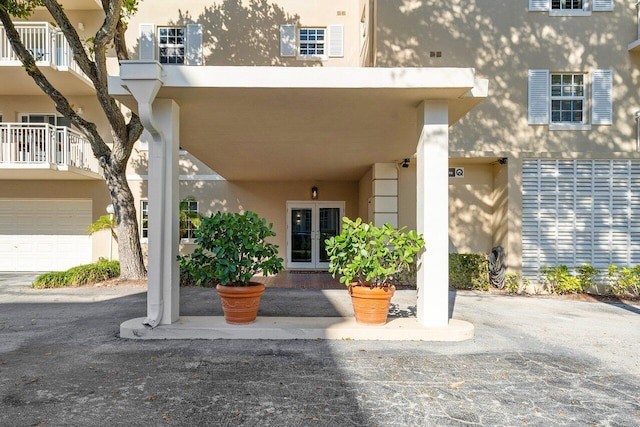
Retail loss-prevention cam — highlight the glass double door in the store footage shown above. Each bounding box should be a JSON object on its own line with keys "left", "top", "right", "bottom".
{"left": 286, "top": 202, "right": 344, "bottom": 269}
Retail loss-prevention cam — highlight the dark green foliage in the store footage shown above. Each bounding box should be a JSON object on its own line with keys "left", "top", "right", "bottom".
{"left": 32, "top": 259, "right": 120, "bottom": 288}
{"left": 448, "top": 253, "right": 489, "bottom": 290}
{"left": 325, "top": 217, "right": 424, "bottom": 288}
{"left": 178, "top": 211, "right": 283, "bottom": 286}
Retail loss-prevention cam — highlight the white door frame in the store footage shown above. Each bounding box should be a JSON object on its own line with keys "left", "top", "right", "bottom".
{"left": 286, "top": 201, "right": 345, "bottom": 270}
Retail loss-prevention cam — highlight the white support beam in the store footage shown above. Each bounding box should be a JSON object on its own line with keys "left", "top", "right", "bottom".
{"left": 416, "top": 101, "right": 449, "bottom": 327}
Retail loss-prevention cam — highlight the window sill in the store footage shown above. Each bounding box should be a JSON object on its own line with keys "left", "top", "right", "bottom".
{"left": 549, "top": 123, "right": 592, "bottom": 131}
{"left": 296, "top": 55, "right": 327, "bottom": 61}
{"left": 549, "top": 10, "right": 591, "bottom": 17}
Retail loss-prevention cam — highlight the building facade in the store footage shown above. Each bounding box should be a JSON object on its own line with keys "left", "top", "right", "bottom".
{"left": 2, "top": 0, "right": 638, "bottom": 287}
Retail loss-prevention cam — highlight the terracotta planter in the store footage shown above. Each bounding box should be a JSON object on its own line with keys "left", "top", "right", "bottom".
{"left": 349, "top": 284, "right": 396, "bottom": 326}
{"left": 216, "top": 282, "right": 265, "bottom": 324}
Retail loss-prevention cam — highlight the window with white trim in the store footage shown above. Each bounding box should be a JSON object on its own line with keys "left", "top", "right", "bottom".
{"left": 279, "top": 24, "right": 343, "bottom": 60}
{"left": 158, "top": 27, "right": 185, "bottom": 64}
{"left": 180, "top": 198, "right": 199, "bottom": 240}
{"left": 529, "top": 0, "right": 614, "bottom": 15}
{"left": 140, "top": 200, "right": 149, "bottom": 239}
{"left": 140, "top": 199, "right": 200, "bottom": 241}
{"left": 551, "top": 73, "right": 585, "bottom": 123}
{"left": 139, "top": 23, "right": 202, "bottom": 65}
{"left": 528, "top": 69, "right": 612, "bottom": 130}
{"left": 299, "top": 28, "right": 325, "bottom": 57}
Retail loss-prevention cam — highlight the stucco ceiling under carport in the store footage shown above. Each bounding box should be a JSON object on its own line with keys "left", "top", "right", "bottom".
{"left": 112, "top": 66, "right": 487, "bottom": 181}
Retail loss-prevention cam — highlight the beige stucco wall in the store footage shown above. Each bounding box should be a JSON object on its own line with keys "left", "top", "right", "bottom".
{"left": 124, "top": 0, "right": 368, "bottom": 67}
{"left": 357, "top": 167, "right": 373, "bottom": 222}
{"left": 129, "top": 179, "right": 359, "bottom": 264}
{"left": 376, "top": 1, "right": 640, "bottom": 155}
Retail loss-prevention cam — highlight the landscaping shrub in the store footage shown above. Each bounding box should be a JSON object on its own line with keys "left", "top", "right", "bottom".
{"left": 575, "top": 264, "right": 600, "bottom": 291}
{"left": 607, "top": 264, "right": 640, "bottom": 297}
{"left": 449, "top": 253, "right": 489, "bottom": 290}
{"left": 504, "top": 273, "right": 530, "bottom": 294}
{"left": 32, "top": 259, "right": 120, "bottom": 288}
{"left": 540, "top": 265, "right": 584, "bottom": 294}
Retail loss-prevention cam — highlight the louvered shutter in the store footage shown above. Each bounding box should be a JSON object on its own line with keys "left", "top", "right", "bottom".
{"left": 529, "top": 0, "right": 549, "bottom": 11}
{"left": 591, "top": 69, "right": 612, "bottom": 125}
{"left": 528, "top": 70, "right": 549, "bottom": 125}
{"left": 139, "top": 24, "right": 155, "bottom": 60}
{"left": 185, "top": 24, "right": 203, "bottom": 66}
{"left": 280, "top": 24, "right": 296, "bottom": 57}
{"left": 522, "top": 159, "right": 640, "bottom": 282}
{"left": 592, "top": 0, "right": 614, "bottom": 11}
{"left": 328, "top": 25, "right": 344, "bottom": 57}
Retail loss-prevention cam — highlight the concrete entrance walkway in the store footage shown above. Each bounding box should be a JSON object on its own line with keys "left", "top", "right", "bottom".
{"left": 1, "top": 277, "right": 639, "bottom": 426}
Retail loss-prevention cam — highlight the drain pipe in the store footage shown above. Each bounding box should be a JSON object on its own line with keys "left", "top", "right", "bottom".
{"left": 120, "top": 61, "right": 165, "bottom": 328}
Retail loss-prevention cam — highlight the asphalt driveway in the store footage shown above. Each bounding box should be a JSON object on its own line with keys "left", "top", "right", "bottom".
{"left": 0, "top": 274, "right": 639, "bottom": 426}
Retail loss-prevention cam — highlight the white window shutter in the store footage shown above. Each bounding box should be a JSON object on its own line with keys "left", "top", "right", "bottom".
{"left": 593, "top": 0, "right": 614, "bottom": 11}
{"left": 185, "top": 24, "right": 203, "bottom": 66}
{"left": 280, "top": 24, "right": 296, "bottom": 57}
{"left": 591, "top": 69, "right": 612, "bottom": 125}
{"left": 328, "top": 25, "right": 344, "bottom": 58}
{"left": 529, "top": 0, "right": 549, "bottom": 11}
{"left": 139, "top": 24, "right": 155, "bottom": 60}
{"left": 528, "top": 69, "right": 550, "bottom": 125}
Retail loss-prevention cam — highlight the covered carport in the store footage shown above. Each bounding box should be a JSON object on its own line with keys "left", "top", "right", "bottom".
{"left": 110, "top": 62, "right": 488, "bottom": 340}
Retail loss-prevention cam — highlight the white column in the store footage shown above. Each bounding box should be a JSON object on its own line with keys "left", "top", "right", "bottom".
{"left": 120, "top": 61, "right": 179, "bottom": 326}
{"left": 153, "top": 99, "right": 180, "bottom": 324}
{"left": 416, "top": 101, "right": 449, "bottom": 327}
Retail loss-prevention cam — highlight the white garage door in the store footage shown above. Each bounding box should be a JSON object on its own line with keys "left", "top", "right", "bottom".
{"left": 0, "top": 199, "right": 92, "bottom": 271}
{"left": 522, "top": 160, "right": 640, "bottom": 280}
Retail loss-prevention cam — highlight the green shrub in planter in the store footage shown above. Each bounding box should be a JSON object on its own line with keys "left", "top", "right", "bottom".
{"left": 449, "top": 254, "right": 489, "bottom": 290}
{"left": 178, "top": 211, "right": 284, "bottom": 286}
{"left": 325, "top": 217, "right": 424, "bottom": 288}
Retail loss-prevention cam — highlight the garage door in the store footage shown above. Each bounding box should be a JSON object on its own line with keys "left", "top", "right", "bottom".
{"left": 0, "top": 199, "right": 92, "bottom": 271}
{"left": 522, "top": 160, "right": 640, "bottom": 280}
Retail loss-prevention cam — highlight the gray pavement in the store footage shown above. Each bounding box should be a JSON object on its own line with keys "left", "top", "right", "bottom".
{"left": 1, "top": 273, "right": 639, "bottom": 426}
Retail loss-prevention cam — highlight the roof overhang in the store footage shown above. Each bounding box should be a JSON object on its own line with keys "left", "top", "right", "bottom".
{"left": 0, "top": 64, "right": 95, "bottom": 96}
{"left": 110, "top": 65, "right": 488, "bottom": 181}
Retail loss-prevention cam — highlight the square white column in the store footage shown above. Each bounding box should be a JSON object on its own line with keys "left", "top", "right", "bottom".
{"left": 152, "top": 99, "right": 180, "bottom": 324}
{"left": 416, "top": 101, "right": 449, "bottom": 327}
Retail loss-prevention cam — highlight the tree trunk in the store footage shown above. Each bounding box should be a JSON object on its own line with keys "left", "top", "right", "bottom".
{"left": 104, "top": 165, "right": 146, "bottom": 280}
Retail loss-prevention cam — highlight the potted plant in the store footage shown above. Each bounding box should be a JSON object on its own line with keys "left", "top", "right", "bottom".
{"left": 325, "top": 217, "right": 424, "bottom": 325}
{"left": 178, "top": 211, "right": 284, "bottom": 324}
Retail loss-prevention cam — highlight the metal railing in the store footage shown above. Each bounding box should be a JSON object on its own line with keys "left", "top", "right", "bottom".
{"left": 0, "top": 123, "right": 99, "bottom": 172}
{"left": 0, "top": 22, "right": 90, "bottom": 81}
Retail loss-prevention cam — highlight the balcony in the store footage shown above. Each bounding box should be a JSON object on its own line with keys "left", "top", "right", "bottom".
{"left": 0, "top": 22, "right": 94, "bottom": 95}
{"left": 0, "top": 123, "right": 102, "bottom": 180}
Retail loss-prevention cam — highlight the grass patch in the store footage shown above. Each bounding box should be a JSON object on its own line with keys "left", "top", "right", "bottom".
{"left": 32, "top": 260, "right": 120, "bottom": 289}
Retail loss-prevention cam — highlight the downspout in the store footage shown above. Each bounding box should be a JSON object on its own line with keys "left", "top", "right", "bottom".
{"left": 119, "top": 61, "right": 165, "bottom": 328}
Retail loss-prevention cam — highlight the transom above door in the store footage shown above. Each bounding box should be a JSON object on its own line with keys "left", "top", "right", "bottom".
{"left": 286, "top": 201, "right": 344, "bottom": 270}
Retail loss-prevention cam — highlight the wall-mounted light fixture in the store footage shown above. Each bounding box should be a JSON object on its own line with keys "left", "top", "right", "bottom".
{"left": 77, "top": 22, "right": 85, "bottom": 31}
{"left": 401, "top": 158, "right": 410, "bottom": 168}
{"left": 311, "top": 186, "right": 318, "bottom": 200}
{"left": 498, "top": 157, "right": 508, "bottom": 165}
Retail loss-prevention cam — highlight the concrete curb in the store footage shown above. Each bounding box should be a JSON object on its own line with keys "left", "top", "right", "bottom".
{"left": 120, "top": 316, "right": 474, "bottom": 341}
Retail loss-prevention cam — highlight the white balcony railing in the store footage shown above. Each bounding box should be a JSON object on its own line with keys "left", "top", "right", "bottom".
{"left": 0, "top": 22, "right": 89, "bottom": 80}
{"left": 0, "top": 123, "right": 99, "bottom": 173}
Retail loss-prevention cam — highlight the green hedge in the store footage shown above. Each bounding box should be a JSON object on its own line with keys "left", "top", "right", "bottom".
{"left": 449, "top": 254, "right": 489, "bottom": 290}
{"left": 32, "top": 260, "right": 120, "bottom": 289}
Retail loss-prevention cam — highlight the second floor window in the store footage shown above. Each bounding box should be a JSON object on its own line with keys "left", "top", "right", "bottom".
{"left": 158, "top": 27, "right": 185, "bottom": 64}
{"left": 551, "top": 0, "right": 582, "bottom": 10}
{"left": 299, "top": 28, "right": 325, "bottom": 57}
{"left": 551, "top": 73, "right": 585, "bottom": 123}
